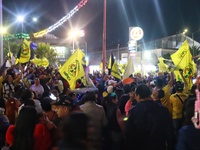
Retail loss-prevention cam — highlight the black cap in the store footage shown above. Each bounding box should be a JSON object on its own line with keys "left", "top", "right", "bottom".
{"left": 52, "top": 95, "right": 73, "bottom": 107}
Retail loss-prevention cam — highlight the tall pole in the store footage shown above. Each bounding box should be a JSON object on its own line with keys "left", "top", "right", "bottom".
{"left": 117, "top": 44, "right": 120, "bottom": 64}
{"left": 72, "top": 38, "right": 75, "bottom": 54}
{"left": 85, "top": 41, "right": 87, "bottom": 56}
{"left": 192, "top": 33, "right": 194, "bottom": 56}
{"left": 0, "top": 0, "right": 3, "bottom": 66}
{"left": 102, "top": 0, "right": 106, "bottom": 72}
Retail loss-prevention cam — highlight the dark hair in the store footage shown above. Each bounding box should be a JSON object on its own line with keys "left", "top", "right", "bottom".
{"left": 82, "top": 91, "right": 96, "bottom": 102}
{"left": 107, "top": 92, "right": 117, "bottom": 105}
{"left": 42, "top": 91, "right": 50, "bottom": 98}
{"left": 135, "top": 84, "right": 151, "bottom": 99}
{"left": 62, "top": 113, "right": 89, "bottom": 145}
{"left": 40, "top": 97, "right": 52, "bottom": 112}
{"left": 0, "top": 98, "right": 5, "bottom": 109}
{"left": 12, "top": 106, "right": 37, "bottom": 150}
{"left": 155, "top": 78, "right": 164, "bottom": 88}
{"left": 68, "top": 92, "right": 76, "bottom": 98}
{"left": 182, "top": 98, "right": 195, "bottom": 125}
{"left": 24, "top": 98, "right": 35, "bottom": 107}
{"left": 20, "top": 89, "right": 32, "bottom": 104}
{"left": 158, "top": 89, "right": 165, "bottom": 99}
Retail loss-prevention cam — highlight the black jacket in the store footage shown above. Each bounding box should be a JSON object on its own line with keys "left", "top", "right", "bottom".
{"left": 125, "top": 100, "right": 175, "bottom": 150}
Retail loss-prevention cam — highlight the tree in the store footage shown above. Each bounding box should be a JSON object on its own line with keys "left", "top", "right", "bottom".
{"left": 34, "top": 42, "right": 50, "bottom": 58}
{"left": 3, "top": 41, "right": 20, "bottom": 57}
{"left": 46, "top": 48, "right": 57, "bottom": 64}
{"left": 34, "top": 42, "right": 57, "bottom": 64}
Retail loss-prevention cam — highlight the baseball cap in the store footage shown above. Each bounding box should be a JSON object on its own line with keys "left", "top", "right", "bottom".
{"left": 108, "top": 80, "right": 117, "bottom": 85}
{"left": 52, "top": 95, "right": 73, "bottom": 107}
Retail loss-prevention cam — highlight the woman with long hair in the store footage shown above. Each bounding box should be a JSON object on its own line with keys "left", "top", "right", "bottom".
{"left": 6, "top": 106, "right": 37, "bottom": 150}
{"left": 6, "top": 106, "right": 52, "bottom": 150}
{"left": 103, "top": 93, "right": 124, "bottom": 150}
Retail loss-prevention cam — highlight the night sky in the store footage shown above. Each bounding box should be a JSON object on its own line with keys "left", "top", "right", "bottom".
{"left": 2, "top": 0, "right": 200, "bottom": 51}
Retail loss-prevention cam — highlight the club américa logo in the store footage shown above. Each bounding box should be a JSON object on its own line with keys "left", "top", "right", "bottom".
{"left": 68, "top": 60, "right": 80, "bottom": 76}
{"left": 21, "top": 43, "right": 29, "bottom": 57}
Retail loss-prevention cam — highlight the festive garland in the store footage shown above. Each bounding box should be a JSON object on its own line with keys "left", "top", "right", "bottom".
{"left": 33, "top": 0, "right": 88, "bottom": 38}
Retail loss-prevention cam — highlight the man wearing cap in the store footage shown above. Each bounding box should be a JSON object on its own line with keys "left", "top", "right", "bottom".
{"left": 52, "top": 95, "right": 74, "bottom": 127}
{"left": 170, "top": 81, "right": 188, "bottom": 138}
{"left": 51, "top": 95, "right": 75, "bottom": 148}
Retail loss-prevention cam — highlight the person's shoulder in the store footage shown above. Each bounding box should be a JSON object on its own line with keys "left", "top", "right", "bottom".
{"left": 7, "top": 125, "right": 15, "bottom": 133}
{"left": 35, "top": 123, "right": 45, "bottom": 133}
{"left": 163, "top": 84, "right": 171, "bottom": 90}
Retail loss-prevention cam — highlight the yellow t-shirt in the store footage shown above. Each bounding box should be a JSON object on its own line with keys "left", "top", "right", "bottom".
{"left": 170, "top": 93, "right": 188, "bottom": 119}
{"left": 161, "top": 84, "right": 172, "bottom": 113}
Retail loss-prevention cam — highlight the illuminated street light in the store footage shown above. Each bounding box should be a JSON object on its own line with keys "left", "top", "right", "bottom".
{"left": 32, "top": 17, "right": 38, "bottom": 22}
{"left": 0, "top": 27, "right": 7, "bottom": 34}
{"left": 17, "top": 15, "right": 25, "bottom": 22}
{"left": 68, "top": 29, "right": 85, "bottom": 54}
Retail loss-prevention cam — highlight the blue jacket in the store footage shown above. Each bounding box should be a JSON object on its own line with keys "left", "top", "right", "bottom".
{"left": 176, "top": 124, "right": 200, "bottom": 150}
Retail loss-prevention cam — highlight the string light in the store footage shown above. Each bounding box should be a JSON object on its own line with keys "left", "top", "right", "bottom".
{"left": 39, "top": 0, "right": 88, "bottom": 36}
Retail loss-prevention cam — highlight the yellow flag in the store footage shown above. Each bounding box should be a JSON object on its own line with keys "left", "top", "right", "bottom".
{"left": 33, "top": 29, "right": 47, "bottom": 38}
{"left": 111, "top": 60, "right": 121, "bottom": 80}
{"left": 59, "top": 49, "right": 85, "bottom": 89}
{"left": 99, "top": 61, "right": 103, "bottom": 72}
{"left": 158, "top": 57, "right": 168, "bottom": 72}
{"left": 123, "top": 58, "right": 134, "bottom": 80}
{"left": 31, "top": 57, "right": 49, "bottom": 68}
{"left": 108, "top": 53, "right": 114, "bottom": 69}
{"left": 18, "top": 39, "right": 31, "bottom": 63}
{"left": 170, "top": 40, "right": 195, "bottom": 89}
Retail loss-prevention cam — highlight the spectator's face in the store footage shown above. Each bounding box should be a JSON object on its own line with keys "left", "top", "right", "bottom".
{"left": 55, "top": 106, "right": 70, "bottom": 118}
{"left": 7, "top": 75, "right": 13, "bottom": 82}
{"left": 129, "top": 91, "right": 135, "bottom": 99}
{"left": 151, "top": 88, "right": 158, "bottom": 101}
{"left": 34, "top": 79, "right": 40, "bottom": 85}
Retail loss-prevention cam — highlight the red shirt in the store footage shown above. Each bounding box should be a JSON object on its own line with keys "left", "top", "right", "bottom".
{"left": 6, "top": 124, "right": 51, "bottom": 150}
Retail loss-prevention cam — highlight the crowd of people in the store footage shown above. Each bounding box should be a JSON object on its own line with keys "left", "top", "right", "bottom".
{"left": 0, "top": 60, "right": 200, "bottom": 150}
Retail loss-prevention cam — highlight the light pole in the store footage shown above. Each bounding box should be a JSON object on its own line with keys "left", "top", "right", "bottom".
{"left": 85, "top": 41, "right": 87, "bottom": 56}
{"left": 183, "top": 29, "right": 200, "bottom": 56}
{"left": 0, "top": 0, "right": 3, "bottom": 66}
{"left": 117, "top": 44, "right": 120, "bottom": 64}
{"left": 69, "top": 29, "right": 85, "bottom": 54}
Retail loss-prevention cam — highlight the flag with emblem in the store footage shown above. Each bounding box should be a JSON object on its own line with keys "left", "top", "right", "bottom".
{"left": 31, "top": 57, "right": 49, "bottom": 68}
{"left": 59, "top": 49, "right": 85, "bottom": 89}
{"left": 170, "top": 40, "right": 196, "bottom": 89}
{"left": 111, "top": 60, "right": 121, "bottom": 80}
{"left": 17, "top": 39, "right": 31, "bottom": 63}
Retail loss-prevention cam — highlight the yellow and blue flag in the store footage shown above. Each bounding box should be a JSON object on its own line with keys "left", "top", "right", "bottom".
{"left": 17, "top": 39, "right": 31, "bottom": 63}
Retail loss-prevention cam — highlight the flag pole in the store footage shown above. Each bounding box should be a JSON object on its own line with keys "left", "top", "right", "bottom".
{"left": 102, "top": 0, "right": 106, "bottom": 72}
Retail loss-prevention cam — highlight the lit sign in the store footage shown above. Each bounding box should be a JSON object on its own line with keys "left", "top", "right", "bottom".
{"left": 130, "top": 27, "right": 144, "bottom": 41}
